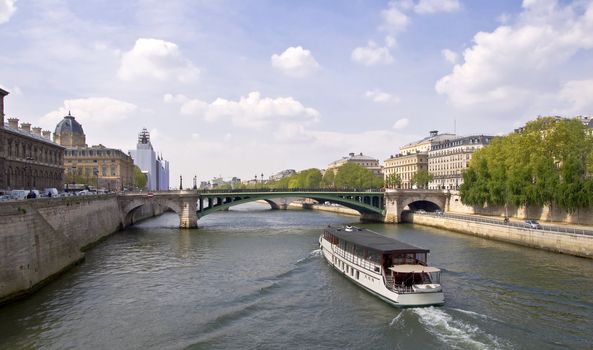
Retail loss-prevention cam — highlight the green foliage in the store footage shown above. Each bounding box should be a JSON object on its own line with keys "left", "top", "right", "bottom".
{"left": 460, "top": 117, "right": 593, "bottom": 211}
{"left": 410, "top": 170, "right": 433, "bottom": 189}
{"left": 321, "top": 169, "right": 336, "bottom": 188}
{"left": 266, "top": 168, "right": 322, "bottom": 190}
{"left": 134, "top": 166, "right": 148, "bottom": 189}
{"left": 334, "top": 163, "right": 383, "bottom": 189}
{"left": 385, "top": 173, "right": 401, "bottom": 189}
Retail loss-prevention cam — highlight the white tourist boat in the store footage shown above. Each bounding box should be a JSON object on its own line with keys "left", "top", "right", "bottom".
{"left": 319, "top": 225, "right": 444, "bottom": 307}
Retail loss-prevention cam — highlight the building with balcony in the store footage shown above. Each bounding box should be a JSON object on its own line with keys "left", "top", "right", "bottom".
{"left": 0, "top": 88, "right": 65, "bottom": 192}
{"left": 383, "top": 152, "right": 428, "bottom": 189}
{"left": 399, "top": 130, "right": 455, "bottom": 155}
{"left": 428, "top": 135, "right": 493, "bottom": 190}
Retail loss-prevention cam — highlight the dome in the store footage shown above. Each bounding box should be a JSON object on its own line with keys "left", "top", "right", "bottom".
{"left": 54, "top": 112, "right": 87, "bottom": 147}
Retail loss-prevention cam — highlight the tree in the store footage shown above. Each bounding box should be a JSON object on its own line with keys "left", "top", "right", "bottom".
{"left": 321, "top": 169, "right": 335, "bottom": 188}
{"left": 334, "top": 163, "right": 383, "bottom": 189}
{"left": 411, "top": 170, "right": 433, "bottom": 189}
{"left": 385, "top": 173, "right": 401, "bottom": 189}
{"left": 460, "top": 117, "right": 593, "bottom": 211}
{"left": 134, "top": 166, "right": 147, "bottom": 189}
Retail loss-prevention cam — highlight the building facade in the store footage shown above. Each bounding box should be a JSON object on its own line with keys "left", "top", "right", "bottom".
{"left": 54, "top": 113, "right": 135, "bottom": 191}
{"left": 428, "top": 135, "right": 493, "bottom": 190}
{"left": 269, "top": 169, "right": 296, "bottom": 181}
{"left": 383, "top": 152, "right": 428, "bottom": 189}
{"left": 129, "top": 128, "right": 170, "bottom": 191}
{"left": 0, "top": 89, "right": 65, "bottom": 192}
{"left": 399, "top": 130, "right": 455, "bottom": 155}
{"left": 327, "top": 152, "right": 382, "bottom": 176}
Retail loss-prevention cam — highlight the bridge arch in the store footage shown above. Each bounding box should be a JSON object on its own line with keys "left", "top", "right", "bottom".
{"left": 197, "top": 192, "right": 385, "bottom": 219}
{"left": 122, "top": 198, "right": 182, "bottom": 227}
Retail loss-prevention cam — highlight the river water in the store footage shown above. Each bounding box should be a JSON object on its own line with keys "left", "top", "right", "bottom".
{"left": 1, "top": 203, "right": 592, "bottom": 349}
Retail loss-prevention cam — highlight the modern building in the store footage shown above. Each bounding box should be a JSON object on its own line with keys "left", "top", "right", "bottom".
{"left": 327, "top": 152, "right": 382, "bottom": 176}
{"left": 399, "top": 130, "right": 456, "bottom": 155}
{"left": 0, "top": 88, "right": 65, "bottom": 192}
{"left": 129, "top": 128, "right": 170, "bottom": 191}
{"left": 383, "top": 152, "right": 428, "bottom": 189}
{"left": 54, "top": 113, "right": 135, "bottom": 191}
{"left": 428, "top": 135, "right": 493, "bottom": 190}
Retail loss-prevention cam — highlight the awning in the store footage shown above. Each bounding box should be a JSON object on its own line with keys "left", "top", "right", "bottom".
{"left": 389, "top": 264, "right": 441, "bottom": 273}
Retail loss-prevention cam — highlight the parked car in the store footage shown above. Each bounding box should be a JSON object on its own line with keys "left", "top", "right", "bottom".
{"left": 525, "top": 220, "right": 542, "bottom": 229}
{"left": 0, "top": 195, "right": 13, "bottom": 201}
{"left": 416, "top": 209, "right": 426, "bottom": 213}
{"left": 434, "top": 209, "right": 444, "bottom": 216}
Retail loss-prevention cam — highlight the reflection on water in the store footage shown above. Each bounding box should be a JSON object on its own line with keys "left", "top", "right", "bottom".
{"left": 0, "top": 202, "right": 592, "bottom": 349}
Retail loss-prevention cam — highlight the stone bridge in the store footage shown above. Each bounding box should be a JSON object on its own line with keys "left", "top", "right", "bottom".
{"left": 117, "top": 189, "right": 450, "bottom": 228}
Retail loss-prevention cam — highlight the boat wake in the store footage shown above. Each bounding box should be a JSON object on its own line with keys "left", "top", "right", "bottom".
{"left": 296, "top": 248, "right": 322, "bottom": 264}
{"left": 412, "top": 307, "right": 509, "bottom": 350}
{"left": 389, "top": 311, "right": 405, "bottom": 328}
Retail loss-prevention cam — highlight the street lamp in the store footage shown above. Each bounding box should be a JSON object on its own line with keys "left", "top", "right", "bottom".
{"left": 94, "top": 170, "right": 99, "bottom": 192}
{"left": 179, "top": 175, "right": 183, "bottom": 190}
{"left": 254, "top": 174, "right": 257, "bottom": 189}
{"left": 261, "top": 173, "right": 264, "bottom": 189}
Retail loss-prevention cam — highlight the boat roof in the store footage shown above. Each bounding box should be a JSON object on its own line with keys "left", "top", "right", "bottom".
{"left": 389, "top": 264, "right": 440, "bottom": 273}
{"left": 325, "top": 226, "right": 429, "bottom": 254}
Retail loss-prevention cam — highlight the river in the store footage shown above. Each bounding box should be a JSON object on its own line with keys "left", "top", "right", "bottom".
{"left": 1, "top": 203, "right": 592, "bottom": 349}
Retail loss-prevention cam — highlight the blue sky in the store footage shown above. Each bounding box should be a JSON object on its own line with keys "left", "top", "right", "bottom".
{"left": 1, "top": 0, "right": 592, "bottom": 184}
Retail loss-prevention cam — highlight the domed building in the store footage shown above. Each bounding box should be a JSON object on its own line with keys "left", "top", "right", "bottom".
{"left": 53, "top": 112, "right": 87, "bottom": 148}
{"left": 54, "top": 113, "right": 135, "bottom": 191}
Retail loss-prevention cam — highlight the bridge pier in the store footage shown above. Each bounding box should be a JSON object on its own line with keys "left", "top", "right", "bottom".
{"left": 179, "top": 200, "right": 198, "bottom": 229}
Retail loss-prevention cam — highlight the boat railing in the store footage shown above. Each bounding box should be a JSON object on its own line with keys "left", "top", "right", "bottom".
{"left": 330, "top": 244, "right": 380, "bottom": 274}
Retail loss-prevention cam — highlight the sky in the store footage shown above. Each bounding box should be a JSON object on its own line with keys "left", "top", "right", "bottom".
{"left": 1, "top": 0, "right": 593, "bottom": 185}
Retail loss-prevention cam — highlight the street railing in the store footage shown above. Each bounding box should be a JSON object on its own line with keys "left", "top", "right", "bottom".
{"left": 411, "top": 211, "right": 593, "bottom": 237}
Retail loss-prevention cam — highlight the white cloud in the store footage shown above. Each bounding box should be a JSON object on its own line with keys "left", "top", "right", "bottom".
{"left": 41, "top": 97, "right": 138, "bottom": 127}
{"left": 414, "top": 0, "right": 461, "bottom": 14}
{"left": 392, "top": 118, "right": 410, "bottom": 130}
{"left": 351, "top": 41, "right": 394, "bottom": 66}
{"left": 558, "top": 79, "right": 593, "bottom": 115}
{"left": 179, "top": 91, "right": 320, "bottom": 129}
{"left": 365, "top": 89, "right": 400, "bottom": 103}
{"left": 163, "top": 93, "right": 189, "bottom": 103}
{"left": 441, "top": 48, "right": 458, "bottom": 64}
{"left": 117, "top": 38, "right": 200, "bottom": 83}
{"left": 0, "top": 0, "right": 16, "bottom": 24}
{"left": 271, "top": 46, "right": 320, "bottom": 78}
{"left": 381, "top": 3, "right": 410, "bottom": 33}
{"left": 435, "top": 0, "right": 593, "bottom": 113}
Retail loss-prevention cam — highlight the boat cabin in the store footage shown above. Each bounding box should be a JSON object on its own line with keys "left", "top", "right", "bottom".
{"left": 323, "top": 226, "right": 441, "bottom": 292}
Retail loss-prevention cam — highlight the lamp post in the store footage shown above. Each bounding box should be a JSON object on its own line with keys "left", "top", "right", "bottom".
{"left": 193, "top": 175, "right": 197, "bottom": 190}
{"left": 261, "top": 173, "right": 264, "bottom": 189}
{"left": 254, "top": 174, "right": 257, "bottom": 189}
{"left": 179, "top": 175, "right": 183, "bottom": 190}
{"left": 94, "top": 170, "right": 99, "bottom": 193}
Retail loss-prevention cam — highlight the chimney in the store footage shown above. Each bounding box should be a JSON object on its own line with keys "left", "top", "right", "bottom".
{"left": 42, "top": 130, "right": 51, "bottom": 139}
{"left": 20, "top": 122, "right": 31, "bottom": 132}
{"left": 349, "top": 152, "right": 355, "bottom": 157}
{"left": 430, "top": 130, "right": 438, "bottom": 137}
{"left": 8, "top": 117, "right": 18, "bottom": 129}
{"left": 0, "top": 89, "right": 8, "bottom": 128}
{"left": 32, "top": 126, "right": 42, "bottom": 136}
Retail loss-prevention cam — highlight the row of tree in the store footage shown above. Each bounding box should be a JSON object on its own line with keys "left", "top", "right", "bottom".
{"left": 233, "top": 163, "right": 384, "bottom": 190}
{"left": 460, "top": 117, "right": 593, "bottom": 211}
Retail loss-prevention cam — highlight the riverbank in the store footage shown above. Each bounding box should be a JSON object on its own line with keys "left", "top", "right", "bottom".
{"left": 0, "top": 196, "right": 164, "bottom": 306}
{"left": 287, "top": 201, "right": 360, "bottom": 216}
{"left": 405, "top": 212, "right": 593, "bottom": 259}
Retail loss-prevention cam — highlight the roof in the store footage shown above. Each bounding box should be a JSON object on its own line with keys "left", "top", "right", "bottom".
{"left": 326, "top": 226, "right": 429, "bottom": 254}
{"left": 389, "top": 264, "right": 440, "bottom": 273}
{"left": 3, "top": 123, "right": 64, "bottom": 148}
{"left": 401, "top": 133, "right": 456, "bottom": 149}
{"left": 54, "top": 113, "right": 85, "bottom": 136}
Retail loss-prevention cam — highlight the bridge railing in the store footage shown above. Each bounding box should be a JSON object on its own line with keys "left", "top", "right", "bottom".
{"left": 194, "top": 188, "right": 386, "bottom": 194}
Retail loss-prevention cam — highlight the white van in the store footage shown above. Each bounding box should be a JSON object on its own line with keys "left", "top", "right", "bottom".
{"left": 10, "top": 190, "right": 29, "bottom": 200}
{"left": 44, "top": 188, "right": 59, "bottom": 197}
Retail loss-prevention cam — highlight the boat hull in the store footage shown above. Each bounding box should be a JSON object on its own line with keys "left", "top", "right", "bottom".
{"left": 319, "top": 236, "right": 444, "bottom": 307}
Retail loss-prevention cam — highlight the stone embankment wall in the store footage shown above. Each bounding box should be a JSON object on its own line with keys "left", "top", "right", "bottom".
{"left": 0, "top": 195, "right": 163, "bottom": 305}
{"left": 405, "top": 213, "right": 593, "bottom": 259}
{"left": 447, "top": 191, "right": 593, "bottom": 226}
